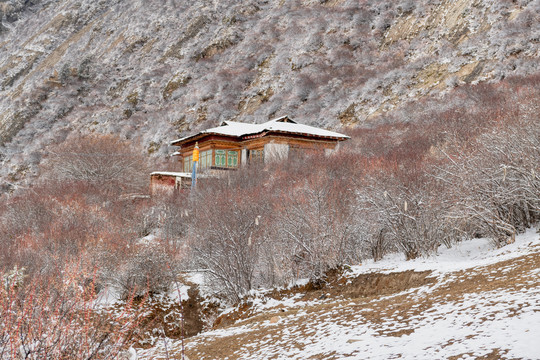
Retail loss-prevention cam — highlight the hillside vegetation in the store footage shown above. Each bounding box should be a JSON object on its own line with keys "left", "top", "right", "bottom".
{"left": 1, "top": 72, "right": 538, "bottom": 357}
{"left": 0, "top": 0, "right": 539, "bottom": 358}
{"left": 139, "top": 230, "right": 540, "bottom": 359}
{"left": 0, "top": 0, "right": 539, "bottom": 188}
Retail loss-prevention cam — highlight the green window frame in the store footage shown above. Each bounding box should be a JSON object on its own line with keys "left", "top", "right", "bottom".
{"left": 215, "top": 150, "right": 226, "bottom": 167}
{"left": 227, "top": 150, "right": 238, "bottom": 168}
{"left": 213, "top": 150, "right": 239, "bottom": 168}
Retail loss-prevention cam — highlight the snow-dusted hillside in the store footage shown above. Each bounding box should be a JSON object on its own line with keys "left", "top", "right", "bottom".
{"left": 138, "top": 228, "right": 540, "bottom": 359}
{"left": 0, "top": 0, "right": 539, "bottom": 190}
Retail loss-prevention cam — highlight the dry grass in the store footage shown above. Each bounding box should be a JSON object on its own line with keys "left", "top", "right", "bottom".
{"left": 139, "top": 241, "right": 540, "bottom": 359}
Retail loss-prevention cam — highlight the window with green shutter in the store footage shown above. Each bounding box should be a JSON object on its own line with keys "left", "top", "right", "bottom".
{"left": 215, "top": 150, "right": 226, "bottom": 167}
{"left": 227, "top": 150, "right": 238, "bottom": 168}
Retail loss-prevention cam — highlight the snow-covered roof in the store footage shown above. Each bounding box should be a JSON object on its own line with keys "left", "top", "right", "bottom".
{"left": 171, "top": 116, "right": 349, "bottom": 146}
{"left": 150, "top": 171, "right": 192, "bottom": 177}
{"left": 150, "top": 171, "right": 213, "bottom": 178}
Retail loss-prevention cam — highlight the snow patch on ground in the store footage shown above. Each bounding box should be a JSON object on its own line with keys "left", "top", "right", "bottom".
{"left": 265, "top": 287, "right": 540, "bottom": 360}
{"left": 94, "top": 286, "right": 122, "bottom": 307}
{"left": 139, "top": 228, "right": 540, "bottom": 359}
{"left": 349, "top": 227, "right": 539, "bottom": 276}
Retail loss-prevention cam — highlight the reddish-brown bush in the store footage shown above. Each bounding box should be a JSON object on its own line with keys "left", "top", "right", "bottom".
{"left": 0, "top": 264, "right": 145, "bottom": 359}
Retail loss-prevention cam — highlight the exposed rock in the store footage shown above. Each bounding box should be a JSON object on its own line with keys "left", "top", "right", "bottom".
{"left": 0, "top": 0, "right": 538, "bottom": 190}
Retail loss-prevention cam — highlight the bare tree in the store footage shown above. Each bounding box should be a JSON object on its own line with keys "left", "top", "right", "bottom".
{"left": 99, "top": 242, "right": 179, "bottom": 299}
{"left": 435, "top": 116, "right": 540, "bottom": 247}
{"left": 43, "top": 133, "right": 149, "bottom": 196}
{"left": 0, "top": 265, "right": 145, "bottom": 360}
{"left": 357, "top": 175, "right": 453, "bottom": 260}
{"left": 189, "top": 181, "right": 272, "bottom": 302}
{"left": 278, "top": 173, "right": 362, "bottom": 280}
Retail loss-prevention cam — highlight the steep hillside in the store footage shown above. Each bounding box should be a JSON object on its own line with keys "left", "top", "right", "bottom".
{"left": 0, "top": 0, "right": 539, "bottom": 190}
{"left": 137, "top": 229, "right": 540, "bottom": 359}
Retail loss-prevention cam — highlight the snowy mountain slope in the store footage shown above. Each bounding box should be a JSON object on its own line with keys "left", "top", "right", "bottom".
{"left": 137, "top": 228, "right": 540, "bottom": 359}
{"left": 0, "top": 0, "right": 539, "bottom": 190}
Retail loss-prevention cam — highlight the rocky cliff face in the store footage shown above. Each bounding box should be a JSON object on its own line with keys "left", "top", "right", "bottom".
{"left": 0, "top": 0, "right": 539, "bottom": 190}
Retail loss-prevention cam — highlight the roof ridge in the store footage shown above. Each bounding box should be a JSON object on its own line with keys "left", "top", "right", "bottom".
{"left": 170, "top": 116, "right": 349, "bottom": 146}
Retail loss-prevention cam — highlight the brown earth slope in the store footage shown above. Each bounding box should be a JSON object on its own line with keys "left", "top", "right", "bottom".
{"left": 138, "top": 236, "right": 540, "bottom": 359}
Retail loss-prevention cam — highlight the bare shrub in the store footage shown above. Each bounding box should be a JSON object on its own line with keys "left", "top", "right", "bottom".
{"left": 102, "top": 242, "right": 179, "bottom": 299}
{"left": 189, "top": 178, "right": 272, "bottom": 302}
{"left": 438, "top": 116, "right": 540, "bottom": 247}
{"left": 148, "top": 192, "right": 191, "bottom": 247}
{"left": 0, "top": 179, "right": 158, "bottom": 294}
{"left": 277, "top": 171, "right": 362, "bottom": 279}
{"left": 43, "top": 133, "right": 149, "bottom": 196}
{"left": 0, "top": 265, "right": 145, "bottom": 359}
{"left": 77, "top": 56, "right": 93, "bottom": 80}
{"left": 357, "top": 178, "right": 452, "bottom": 260}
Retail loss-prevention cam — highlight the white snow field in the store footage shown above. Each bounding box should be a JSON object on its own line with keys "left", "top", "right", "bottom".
{"left": 139, "top": 228, "right": 540, "bottom": 360}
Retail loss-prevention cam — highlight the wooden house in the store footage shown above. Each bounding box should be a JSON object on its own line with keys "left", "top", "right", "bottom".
{"left": 170, "top": 115, "right": 349, "bottom": 172}
{"left": 150, "top": 171, "right": 192, "bottom": 195}
{"left": 149, "top": 171, "right": 213, "bottom": 195}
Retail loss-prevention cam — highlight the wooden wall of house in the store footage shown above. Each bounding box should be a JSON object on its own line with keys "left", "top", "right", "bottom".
{"left": 176, "top": 134, "right": 342, "bottom": 169}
